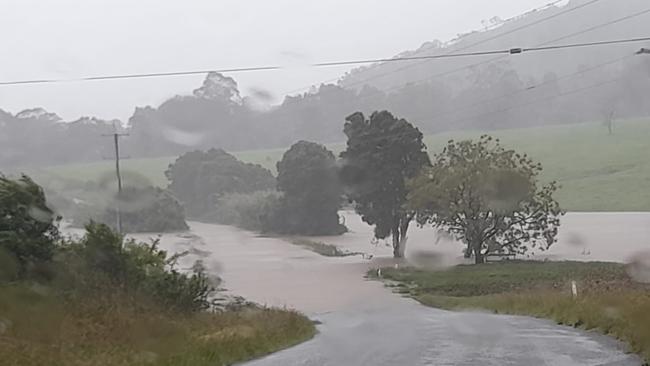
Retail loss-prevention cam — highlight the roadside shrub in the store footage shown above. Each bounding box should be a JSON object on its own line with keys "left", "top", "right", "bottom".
{"left": 58, "top": 221, "right": 216, "bottom": 313}
{"left": 0, "top": 174, "right": 60, "bottom": 279}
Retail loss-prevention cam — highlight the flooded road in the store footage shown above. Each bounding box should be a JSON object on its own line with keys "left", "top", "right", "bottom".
{"left": 139, "top": 212, "right": 648, "bottom": 365}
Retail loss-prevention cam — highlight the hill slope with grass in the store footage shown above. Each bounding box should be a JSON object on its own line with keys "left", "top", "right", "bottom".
{"left": 27, "top": 119, "right": 650, "bottom": 212}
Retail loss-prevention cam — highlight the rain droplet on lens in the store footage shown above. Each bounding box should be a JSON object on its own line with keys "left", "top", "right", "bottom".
{"left": 626, "top": 251, "right": 650, "bottom": 283}
{"left": 566, "top": 232, "right": 586, "bottom": 247}
{"left": 161, "top": 126, "right": 204, "bottom": 146}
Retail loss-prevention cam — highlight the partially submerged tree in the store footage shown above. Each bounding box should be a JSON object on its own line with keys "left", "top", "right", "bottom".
{"left": 408, "top": 136, "right": 564, "bottom": 264}
{"left": 274, "top": 141, "right": 345, "bottom": 235}
{"left": 165, "top": 148, "right": 275, "bottom": 218}
{"left": 340, "top": 111, "right": 430, "bottom": 257}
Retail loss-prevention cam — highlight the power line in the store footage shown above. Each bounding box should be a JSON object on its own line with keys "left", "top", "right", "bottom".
{"left": 339, "top": 49, "right": 650, "bottom": 144}
{"left": 525, "top": 37, "right": 650, "bottom": 52}
{"left": 336, "top": 74, "right": 630, "bottom": 147}
{"left": 0, "top": 66, "right": 282, "bottom": 86}
{"left": 424, "top": 53, "right": 634, "bottom": 123}
{"left": 288, "top": 3, "right": 649, "bottom": 99}
{"left": 282, "top": 0, "right": 572, "bottom": 95}
{"left": 443, "top": 76, "right": 628, "bottom": 131}
{"left": 2, "top": 36, "right": 648, "bottom": 87}
{"left": 338, "top": 0, "right": 607, "bottom": 90}
{"left": 313, "top": 49, "right": 512, "bottom": 68}
{"left": 349, "top": 6, "right": 650, "bottom": 101}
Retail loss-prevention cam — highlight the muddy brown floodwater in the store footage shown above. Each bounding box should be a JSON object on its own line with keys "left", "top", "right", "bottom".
{"left": 128, "top": 212, "right": 648, "bottom": 365}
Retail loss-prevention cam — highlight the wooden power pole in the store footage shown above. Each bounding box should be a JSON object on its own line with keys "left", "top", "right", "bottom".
{"left": 102, "top": 132, "right": 129, "bottom": 234}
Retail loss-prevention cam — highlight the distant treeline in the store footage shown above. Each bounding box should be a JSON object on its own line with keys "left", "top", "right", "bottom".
{"left": 2, "top": 0, "right": 649, "bottom": 167}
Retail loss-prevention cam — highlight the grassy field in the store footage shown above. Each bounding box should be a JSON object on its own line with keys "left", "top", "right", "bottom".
{"left": 0, "top": 283, "right": 316, "bottom": 366}
{"left": 26, "top": 119, "right": 650, "bottom": 211}
{"left": 372, "top": 261, "right": 650, "bottom": 362}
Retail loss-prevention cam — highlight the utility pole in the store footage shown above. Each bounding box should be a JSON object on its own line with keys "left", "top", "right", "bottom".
{"left": 102, "top": 132, "right": 129, "bottom": 235}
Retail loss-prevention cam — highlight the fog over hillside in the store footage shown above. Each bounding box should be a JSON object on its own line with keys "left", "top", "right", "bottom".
{"left": 1, "top": 0, "right": 649, "bottom": 167}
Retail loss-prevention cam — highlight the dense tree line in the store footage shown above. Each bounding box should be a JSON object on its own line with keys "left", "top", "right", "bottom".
{"left": 169, "top": 142, "right": 345, "bottom": 235}
{"left": 165, "top": 148, "right": 276, "bottom": 219}
{"left": 2, "top": 104, "right": 564, "bottom": 264}
{"left": 160, "top": 108, "right": 562, "bottom": 261}
{"left": 2, "top": 42, "right": 649, "bottom": 168}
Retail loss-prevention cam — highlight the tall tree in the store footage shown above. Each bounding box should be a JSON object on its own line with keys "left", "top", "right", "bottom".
{"left": 340, "top": 111, "right": 430, "bottom": 258}
{"left": 408, "top": 136, "right": 564, "bottom": 264}
{"left": 274, "top": 141, "right": 345, "bottom": 235}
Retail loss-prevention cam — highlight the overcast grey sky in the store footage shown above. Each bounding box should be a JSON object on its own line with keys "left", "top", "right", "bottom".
{"left": 0, "top": 0, "right": 555, "bottom": 121}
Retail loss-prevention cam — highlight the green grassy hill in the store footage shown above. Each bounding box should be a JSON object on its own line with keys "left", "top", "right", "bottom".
{"left": 27, "top": 119, "right": 650, "bottom": 212}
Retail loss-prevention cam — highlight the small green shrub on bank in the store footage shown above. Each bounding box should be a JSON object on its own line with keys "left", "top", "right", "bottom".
{"left": 57, "top": 221, "right": 214, "bottom": 312}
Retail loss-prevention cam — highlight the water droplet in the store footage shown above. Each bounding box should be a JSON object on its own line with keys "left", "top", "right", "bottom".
{"left": 626, "top": 251, "right": 650, "bottom": 283}
{"left": 161, "top": 126, "right": 204, "bottom": 146}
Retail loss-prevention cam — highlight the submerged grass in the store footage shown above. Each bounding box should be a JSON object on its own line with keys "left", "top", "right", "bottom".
{"left": 372, "top": 261, "right": 650, "bottom": 363}
{"left": 0, "top": 283, "right": 316, "bottom": 366}
{"left": 288, "top": 238, "right": 361, "bottom": 258}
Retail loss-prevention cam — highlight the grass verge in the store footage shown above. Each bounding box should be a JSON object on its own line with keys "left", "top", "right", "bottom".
{"left": 370, "top": 261, "right": 650, "bottom": 363}
{"left": 0, "top": 283, "right": 316, "bottom": 366}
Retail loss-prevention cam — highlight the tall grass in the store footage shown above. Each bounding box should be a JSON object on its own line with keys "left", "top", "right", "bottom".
{"left": 374, "top": 261, "right": 650, "bottom": 363}
{"left": 0, "top": 283, "right": 316, "bottom": 366}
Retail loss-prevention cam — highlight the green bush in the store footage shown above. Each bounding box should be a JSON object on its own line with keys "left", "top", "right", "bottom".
{"left": 58, "top": 221, "right": 216, "bottom": 313}
{"left": 0, "top": 174, "right": 60, "bottom": 279}
{"left": 166, "top": 148, "right": 276, "bottom": 218}
{"left": 209, "top": 190, "right": 282, "bottom": 231}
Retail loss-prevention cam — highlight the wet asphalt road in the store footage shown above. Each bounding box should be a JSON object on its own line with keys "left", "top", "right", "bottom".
{"left": 245, "top": 304, "right": 640, "bottom": 366}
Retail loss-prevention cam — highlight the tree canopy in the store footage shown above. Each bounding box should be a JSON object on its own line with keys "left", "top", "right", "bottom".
{"left": 340, "top": 111, "right": 430, "bottom": 257}
{"left": 165, "top": 148, "right": 276, "bottom": 218}
{"left": 408, "top": 136, "right": 564, "bottom": 264}
{"left": 274, "top": 141, "right": 345, "bottom": 235}
{"left": 0, "top": 174, "right": 59, "bottom": 278}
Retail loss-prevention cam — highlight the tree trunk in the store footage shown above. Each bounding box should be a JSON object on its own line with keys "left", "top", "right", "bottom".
{"left": 392, "top": 217, "right": 411, "bottom": 258}
{"left": 393, "top": 229, "right": 405, "bottom": 258}
{"left": 473, "top": 245, "right": 485, "bottom": 264}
